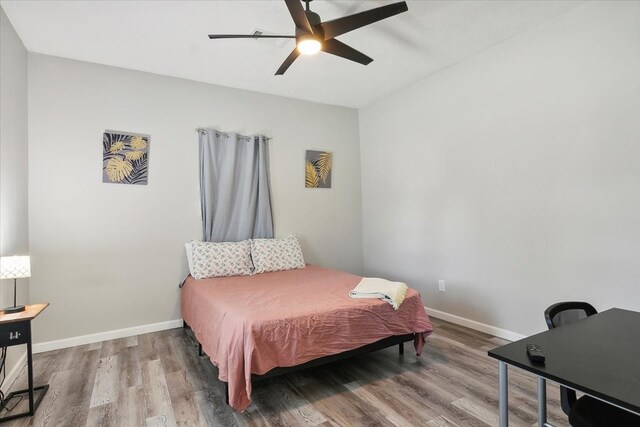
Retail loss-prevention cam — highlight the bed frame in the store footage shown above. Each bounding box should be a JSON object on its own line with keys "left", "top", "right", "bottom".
{"left": 182, "top": 320, "right": 414, "bottom": 404}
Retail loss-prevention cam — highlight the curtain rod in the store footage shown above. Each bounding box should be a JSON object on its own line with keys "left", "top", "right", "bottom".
{"left": 196, "top": 128, "right": 271, "bottom": 140}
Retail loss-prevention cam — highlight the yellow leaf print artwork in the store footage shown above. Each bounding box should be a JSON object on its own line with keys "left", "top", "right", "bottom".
{"left": 105, "top": 157, "right": 133, "bottom": 182}
{"left": 315, "top": 152, "right": 332, "bottom": 184}
{"left": 109, "top": 141, "right": 125, "bottom": 153}
{"left": 125, "top": 151, "right": 145, "bottom": 161}
{"left": 305, "top": 161, "right": 319, "bottom": 188}
{"left": 305, "top": 150, "right": 332, "bottom": 188}
{"left": 130, "top": 136, "right": 147, "bottom": 151}
{"left": 103, "top": 131, "right": 149, "bottom": 185}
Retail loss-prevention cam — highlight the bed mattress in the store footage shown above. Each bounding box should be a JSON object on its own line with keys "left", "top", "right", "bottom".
{"left": 181, "top": 265, "right": 433, "bottom": 411}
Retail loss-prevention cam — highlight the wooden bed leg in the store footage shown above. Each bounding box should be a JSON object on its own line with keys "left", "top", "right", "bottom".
{"left": 224, "top": 383, "right": 229, "bottom": 405}
{"left": 199, "top": 343, "right": 204, "bottom": 357}
{"left": 399, "top": 342, "right": 404, "bottom": 355}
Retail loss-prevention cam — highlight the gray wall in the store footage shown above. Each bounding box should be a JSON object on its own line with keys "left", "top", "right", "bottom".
{"left": 28, "top": 54, "right": 362, "bottom": 343}
{"left": 0, "top": 6, "right": 30, "bottom": 384}
{"left": 359, "top": 1, "right": 640, "bottom": 336}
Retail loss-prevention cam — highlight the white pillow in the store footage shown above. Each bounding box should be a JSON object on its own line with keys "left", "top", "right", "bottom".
{"left": 251, "top": 235, "right": 305, "bottom": 274}
{"left": 185, "top": 242, "right": 195, "bottom": 276}
{"left": 190, "top": 240, "right": 254, "bottom": 279}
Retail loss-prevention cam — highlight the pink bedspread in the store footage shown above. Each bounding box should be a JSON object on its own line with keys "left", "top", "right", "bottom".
{"left": 180, "top": 265, "right": 433, "bottom": 411}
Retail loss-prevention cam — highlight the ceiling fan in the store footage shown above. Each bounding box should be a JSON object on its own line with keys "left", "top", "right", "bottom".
{"left": 208, "top": 0, "right": 409, "bottom": 75}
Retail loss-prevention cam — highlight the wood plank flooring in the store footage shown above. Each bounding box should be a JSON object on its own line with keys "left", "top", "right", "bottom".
{"left": 1, "top": 317, "right": 570, "bottom": 426}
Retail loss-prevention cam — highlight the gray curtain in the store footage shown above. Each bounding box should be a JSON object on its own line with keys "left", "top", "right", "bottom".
{"left": 199, "top": 130, "right": 274, "bottom": 242}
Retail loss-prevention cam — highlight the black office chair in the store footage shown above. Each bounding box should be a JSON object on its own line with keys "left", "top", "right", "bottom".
{"left": 544, "top": 302, "right": 640, "bottom": 427}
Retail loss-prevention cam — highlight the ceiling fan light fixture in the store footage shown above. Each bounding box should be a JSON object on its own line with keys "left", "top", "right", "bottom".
{"left": 208, "top": 0, "right": 409, "bottom": 74}
{"left": 297, "top": 36, "right": 321, "bottom": 55}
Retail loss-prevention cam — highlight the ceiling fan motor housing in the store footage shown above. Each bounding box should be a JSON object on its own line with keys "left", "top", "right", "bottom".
{"left": 305, "top": 10, "right": 321, "bottom": 26}
{"left": 296, "top": 11, "right": 323, "bottom": 44}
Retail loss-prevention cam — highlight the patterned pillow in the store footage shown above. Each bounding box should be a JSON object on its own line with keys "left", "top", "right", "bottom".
{"left": 185, "top": 242, "right": 195, "bottom": 276}
{"left": 251, "top": 235, "right": 306, "bottom": 274}
{"left": 190, "top": 240, "right": 254, "bottom": 279}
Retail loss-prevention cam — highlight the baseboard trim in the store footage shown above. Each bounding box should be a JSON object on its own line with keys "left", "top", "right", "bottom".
{"left": 31, "top": 309, "right": 522, "bottom": 353}
{"left": 33, "top": 319, "right": 184, "bottom": 354}
{"left": 1, "top": 352, "right": 27, "bottom": 394}
{"left": 425, "top": 306, "right": 526, "bottom": 342}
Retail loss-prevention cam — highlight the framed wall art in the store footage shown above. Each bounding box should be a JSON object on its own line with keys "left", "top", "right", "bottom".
{"left": 305, "top": 150, "right": 332, "bottom": 189}
{"left": 102, "top": 130, "right": 150, "bottom": 185}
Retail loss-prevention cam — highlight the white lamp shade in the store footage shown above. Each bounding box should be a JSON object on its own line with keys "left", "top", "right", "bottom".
{"left": 0, "top": 256, "right": 31, "bottom": 279}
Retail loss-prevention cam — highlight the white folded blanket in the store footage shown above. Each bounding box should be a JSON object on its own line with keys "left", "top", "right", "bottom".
{"left": 349, "top": 277, "right": 408, "bottom": 310}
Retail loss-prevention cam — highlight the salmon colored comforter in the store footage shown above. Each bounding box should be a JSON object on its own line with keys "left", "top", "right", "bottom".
{"left": 180, "top": 265, "right": 433, "bottom": 411}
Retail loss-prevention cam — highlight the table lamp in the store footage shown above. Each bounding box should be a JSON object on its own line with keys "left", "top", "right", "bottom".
{"left": 0, "top": 255, "right": 30, "bottom": 313}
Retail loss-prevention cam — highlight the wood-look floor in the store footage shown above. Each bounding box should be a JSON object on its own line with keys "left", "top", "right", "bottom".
{"left": 2, "top": 317, "right": 570, "bottom": 426}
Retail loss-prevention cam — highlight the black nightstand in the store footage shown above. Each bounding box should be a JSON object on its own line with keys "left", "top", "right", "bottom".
{"left": 0, "top": 303, "right": 49, "bottom": 423}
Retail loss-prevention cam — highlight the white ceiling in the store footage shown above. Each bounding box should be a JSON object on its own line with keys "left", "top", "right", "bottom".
{"left": 1, "top": 0, "right": 582, "bottom": 108}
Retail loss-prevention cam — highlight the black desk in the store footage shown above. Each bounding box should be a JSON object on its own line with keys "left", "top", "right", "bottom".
{"left": 489, "top": 308, "right": 640, "bottom": 427}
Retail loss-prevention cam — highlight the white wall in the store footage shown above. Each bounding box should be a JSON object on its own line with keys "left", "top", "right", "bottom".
{"left": 28, "top": 54, "right": 362, "bottom": 343}
{"left": 359, "top": 1, "right": 640, "bottom": 337}
{"left": 0, "top": 6, "right": 30, "bottom": 386}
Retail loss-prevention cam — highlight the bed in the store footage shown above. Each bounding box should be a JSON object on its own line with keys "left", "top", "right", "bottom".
{"left": 180, "top": 264, "right": 433, "bottom": 411}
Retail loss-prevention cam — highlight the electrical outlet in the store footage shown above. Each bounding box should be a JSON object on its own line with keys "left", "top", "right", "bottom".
{"left": 438, "top": 280, "right": 446, "bottom": 292}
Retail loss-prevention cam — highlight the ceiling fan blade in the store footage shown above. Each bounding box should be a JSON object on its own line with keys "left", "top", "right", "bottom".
{"left": 284, "top": 0, "right": 313, "bottom": 34}
{"left": 209, "top": 34, "right": 295, "bottom": 39}
{"left": 320, "top": 1, "right": 408, "bottom": 40}
{"left": 275, "top": 48, "right": 301, "bottom": 75}
{"left": 322, "top": 39, "right": 373, "bottom": 66}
